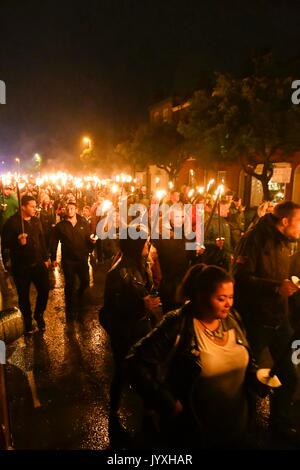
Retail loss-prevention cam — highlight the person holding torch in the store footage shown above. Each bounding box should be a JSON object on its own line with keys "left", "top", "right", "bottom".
{"left": 1, "top": 195, "right": 50, "bottom": 333}
{"left": 234, "top": 201, "right": 300, "bottom": 445}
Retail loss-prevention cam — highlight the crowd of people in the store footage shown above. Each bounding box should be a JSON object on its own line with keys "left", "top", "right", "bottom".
{"left": 104, "top": 202, "right": 300, "bottom": 449}
{"left": 1, "top": 176, "right": 300, "bottom": 449}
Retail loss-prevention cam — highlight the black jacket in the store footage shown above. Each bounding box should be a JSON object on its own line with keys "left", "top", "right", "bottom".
{"left": 152, "top": 237, "right": 191, "bottom": 281}
{"left": 102, "top": 254, "right": 153, "bottom": 359}
{"left": 40, "top": 207, "right": 56, "bottom": 233}
{"left": 205, "top": 213, "right": 232, "bottom": 252}
{"left": 233, "top": 214, "right": 291, "bottom": 327}
{"left": 126, "top": 304, "right": 258, "bottom": 428}
{"left": 1, "top": 213, "right": 48, "bottom": 270}
{"left": 289, "top": 250, "right": 300, "bottom": 330}
{"left": 50, "top": 214, "right": 93, "bottom": 263}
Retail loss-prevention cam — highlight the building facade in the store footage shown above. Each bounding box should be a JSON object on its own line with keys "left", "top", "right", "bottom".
{"left": 147, "top": 95, "right": 300, "bottom": 206}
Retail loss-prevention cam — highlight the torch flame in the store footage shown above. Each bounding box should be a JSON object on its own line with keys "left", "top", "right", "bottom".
{"left": 102, "top": 199, "right": 113, "bottom": 213}
{"left": 156, "top": 189, "right": 166, "bottom": 201}
{"left": 206, "top": 179, "right": 215, "bottom": 192}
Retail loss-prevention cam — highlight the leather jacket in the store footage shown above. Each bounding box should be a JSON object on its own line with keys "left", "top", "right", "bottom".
{"left": 234, "top": 214, "right": 292, "bottom": 326}
{"left": 103, "top": 254, "right": 153, "bottom": 359}
{"left": 126, "top": 303, "right": 258, "bottom": 421}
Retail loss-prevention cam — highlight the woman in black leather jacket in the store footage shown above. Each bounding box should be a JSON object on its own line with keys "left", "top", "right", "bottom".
{"left": 127, "top": 264, "right": 270, "bottom": 449}
{"left": 102, "top": 230, "right": 161, "bottom": 418}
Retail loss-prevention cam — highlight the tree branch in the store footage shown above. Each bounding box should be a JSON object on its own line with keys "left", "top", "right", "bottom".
{"left": 156, "top": 164, "right": 171, "bottom": 174}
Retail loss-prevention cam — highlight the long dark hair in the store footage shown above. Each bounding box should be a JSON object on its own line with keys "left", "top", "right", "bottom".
{"left": 177, "top": 263, "right": 233, "bottom": 304}
{"left": 119, "top": 226, "right": 149, "bottom": 265}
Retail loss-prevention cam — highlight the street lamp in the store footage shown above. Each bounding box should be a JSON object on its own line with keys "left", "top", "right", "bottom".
{"left": 15, "top": 158, "right": 21, "bottom": 177}
{"left": 83, "top": 136, "right": 92, "bottom": 149}
{"left": 34, "top": 153, "right": 42, "bottom": 172}
{"left": 34, "top": 153, "right": 42, "bottom": 164}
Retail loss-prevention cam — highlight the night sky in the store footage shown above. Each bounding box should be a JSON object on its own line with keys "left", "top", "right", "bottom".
{"left": 0, "top": 0, "right": 300, "bottom": 165}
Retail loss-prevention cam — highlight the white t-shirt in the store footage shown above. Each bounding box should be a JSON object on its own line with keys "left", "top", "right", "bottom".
{"left": 191, "top": 318, "right": 250, "bottom": 446}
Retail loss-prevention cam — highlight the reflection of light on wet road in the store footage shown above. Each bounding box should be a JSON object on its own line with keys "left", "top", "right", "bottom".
{"left": 5, "top": 259, "right": 129, "bottom": 449}
{"left": 8, "top": 337, "right": 42, "bottom": 408}
{"left": 88, "top": 260, "right": 94, "bottom": 287}
{"left": 44, "top": 259, "right": 66, "bottom": 376}
{"left": 26, "top": 370, "right": 41, "bottom": 408}
{"left": 52, "top": 266, "right": 62, "bottom": 286}
{"left": 80, "top": 407, "right": 110, "bottom": 449}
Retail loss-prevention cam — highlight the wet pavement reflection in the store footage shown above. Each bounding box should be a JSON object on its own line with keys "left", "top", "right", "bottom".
{"left": 5, "top": 261, "right": 142, "bottom": 450}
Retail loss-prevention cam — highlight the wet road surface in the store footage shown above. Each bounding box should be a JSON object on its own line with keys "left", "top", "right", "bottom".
{"left": 4, "top": 260, "right": 300, "bottom": 450}
{"left": 5, "top": 261, "right": 143, "bottom": 450}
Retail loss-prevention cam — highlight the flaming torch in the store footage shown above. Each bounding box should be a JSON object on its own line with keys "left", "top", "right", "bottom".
{"left": 204, "top": 184, "right": 224, "bottom": 239}
{"left": 155, "top": 189, "right": 166, "bottom": 202}
{"left": 16, "top": 181, "right": 27, "bottom": 245}
{"left": 74, "top": 178, "right": 83, "bottom": 202}
{"left": 206, "top": 178, "right": 215, "bottom": 193}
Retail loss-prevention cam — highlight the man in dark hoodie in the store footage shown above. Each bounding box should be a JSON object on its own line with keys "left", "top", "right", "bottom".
{"left": 234, "top": 201, "right": 300, "bottom": 444}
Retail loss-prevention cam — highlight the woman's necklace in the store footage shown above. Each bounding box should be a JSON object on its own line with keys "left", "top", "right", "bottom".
{"left": 198, "top": 319, "right": 225, "bottom": 340}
